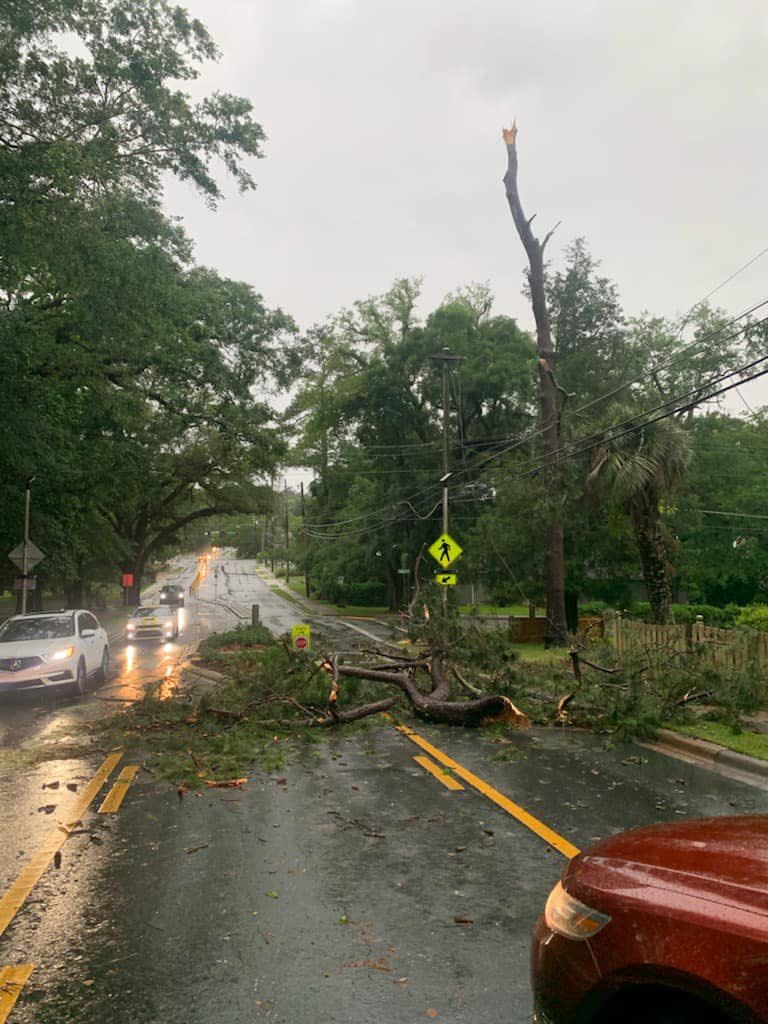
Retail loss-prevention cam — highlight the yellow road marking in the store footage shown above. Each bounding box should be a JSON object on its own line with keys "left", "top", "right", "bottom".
{"left": 98, "top": 765, "right": 139, "bottom": 814}
{"left": 396, "top": 724, "right": 580, "bottom": 859}
{"left": 0, "top": 751, "right": 122, "bottom": 940}
{"left": 0, "top": 965, "right": 34, "bottom": 1022}
{"left": 413, "top": 755, "right": 465, "bottom": 790}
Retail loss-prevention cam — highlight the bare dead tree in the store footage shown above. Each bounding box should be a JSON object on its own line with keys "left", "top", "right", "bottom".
{"left": 502, "top": 122, "right": 567, "bottom": 646}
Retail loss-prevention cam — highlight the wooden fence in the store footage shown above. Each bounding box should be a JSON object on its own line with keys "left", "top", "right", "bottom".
{"left": 607, "top": 612, "right": 768, "bottom": 671}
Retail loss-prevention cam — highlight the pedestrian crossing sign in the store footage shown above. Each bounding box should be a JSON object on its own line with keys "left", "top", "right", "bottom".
{"left": 435, "top": 572, "right": 457, "bottom": 586}
{"left": 428, "top": 532, "right": 463, "bottom": 568}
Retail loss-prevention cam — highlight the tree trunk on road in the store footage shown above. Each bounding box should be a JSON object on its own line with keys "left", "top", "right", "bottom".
{"left": 327, "top": 655, "right": 530, "bottom": 728}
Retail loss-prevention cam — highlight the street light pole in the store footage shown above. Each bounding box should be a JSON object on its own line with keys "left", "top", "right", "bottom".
{"left": 21, "top": 477, "right": 33, "bottom": 614}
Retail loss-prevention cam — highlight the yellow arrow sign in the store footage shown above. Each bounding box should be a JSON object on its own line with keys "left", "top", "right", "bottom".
{"left": 428, "top": 532, "right": 463, "bottom": 568}
{"left": 435, "top": 572, "right": 457, "bottom": 587}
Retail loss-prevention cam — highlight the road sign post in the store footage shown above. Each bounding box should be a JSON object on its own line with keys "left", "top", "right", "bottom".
{"left": 9, "top": 480, "right": 43, "bottom": 614}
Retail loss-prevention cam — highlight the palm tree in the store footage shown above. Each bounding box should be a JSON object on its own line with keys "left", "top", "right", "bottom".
{"left": 587, "top": 411, "right": 693, "bottom": 624}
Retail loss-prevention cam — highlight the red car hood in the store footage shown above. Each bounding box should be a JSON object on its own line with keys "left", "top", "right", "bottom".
{"left": 569, "top": 816, "right": 768, "bottom": 911}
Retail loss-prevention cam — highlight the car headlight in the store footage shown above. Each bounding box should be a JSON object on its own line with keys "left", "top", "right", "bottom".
{"left": 50, "top": 645, "right": 75, "bottom": 661}
{"left": 544, "top": 881, "right": 611, "bottom": 940}
{"left": 126, "top": 622, "right": 136, "bottom": 631}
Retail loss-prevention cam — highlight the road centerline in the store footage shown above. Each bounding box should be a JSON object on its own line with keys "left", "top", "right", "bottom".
{"left": 395, "top": 724, "right": 580, "bottom": 858}
{"left": 0, "top": 965, "right": 34, "bottom": 1023}
{"left": 0, "top": 751, "right": 122, "bottom": 940}
{"left": 98, "top": 765, "right": 140, "bottom": 814}
{"left": 413, "top": 754, "right": 465, "bottom": 790}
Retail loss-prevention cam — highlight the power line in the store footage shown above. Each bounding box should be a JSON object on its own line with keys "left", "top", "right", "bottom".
{"left": 301, "top": 303, "right": 768, "bottom": 542}
{"left": 686, "top": 244, "right": 768, "bottom": 313}
{"left": 496, "top": 358, "right": 768, "bottom": 487}
{"left": 451, "top": 323, "right": 768, "bottom": 488}
{"left": 305, "top": 347, "right": 768, "bottom": 542}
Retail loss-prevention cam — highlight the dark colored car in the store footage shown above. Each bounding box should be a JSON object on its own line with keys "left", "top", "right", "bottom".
{"left": 159, "top": 583, "right": 185, "bottom": 608}
{"left": 532, "top": 816, "right": 768, "bottom": 1024}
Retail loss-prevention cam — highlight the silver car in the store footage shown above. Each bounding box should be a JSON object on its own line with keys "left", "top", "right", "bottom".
{"left": 0, "top": 611, "right": 110, "bottom": 695}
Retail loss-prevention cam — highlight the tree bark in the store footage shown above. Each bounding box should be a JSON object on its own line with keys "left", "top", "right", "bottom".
{"left": 631, "top": 497, "right": 672, "bottom": 624}
{"left": 502, "top": 125, "right": 567, "bottom": 646}
{"left": 332, "top": 660, "right": 530, "bottom": 728}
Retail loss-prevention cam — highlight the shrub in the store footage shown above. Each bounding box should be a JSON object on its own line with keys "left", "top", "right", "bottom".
{"left": 620, "top": 602, "right": 741, "bottom": 628}
{"left": 735, "top": 604, "right": 768, "bottom": 632}
{"left": 579, "top": 599, "right": 608, "bottom": 616}
{"left": 341, "top": 581, "right": 387, "bottom": 607}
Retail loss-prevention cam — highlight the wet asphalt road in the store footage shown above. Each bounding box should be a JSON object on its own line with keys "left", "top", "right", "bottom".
{"left": 1, "top": 559, "right": 768, "bottom": 1022}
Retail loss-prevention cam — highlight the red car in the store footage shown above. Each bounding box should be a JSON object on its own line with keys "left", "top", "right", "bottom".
{"left": 532, "top": 816, "right": 768, "bottom": 1023}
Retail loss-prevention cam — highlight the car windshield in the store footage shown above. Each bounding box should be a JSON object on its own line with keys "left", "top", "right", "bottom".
{"left": 133, "top": 607, "right": 171, "bottom": 617}
{"left": 0, "top": 615, "right": 75, "bottom": 642}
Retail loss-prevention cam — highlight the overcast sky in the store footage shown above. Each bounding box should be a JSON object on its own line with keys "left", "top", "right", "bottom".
{"left": 166, "top": 0, "right": 768, "bottom": 406}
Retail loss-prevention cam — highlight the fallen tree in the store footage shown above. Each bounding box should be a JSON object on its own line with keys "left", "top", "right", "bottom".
{"left": 318, "top": 651, "right": 530, "bottom": 728}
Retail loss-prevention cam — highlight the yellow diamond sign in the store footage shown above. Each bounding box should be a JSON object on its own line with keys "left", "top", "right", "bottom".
{"left": 428, "top": 532, "right": 463, "bottom": 568}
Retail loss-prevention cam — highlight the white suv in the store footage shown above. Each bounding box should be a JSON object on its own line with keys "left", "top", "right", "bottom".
{"left": 0, "top": 611, "right": 110, "bottom": 696}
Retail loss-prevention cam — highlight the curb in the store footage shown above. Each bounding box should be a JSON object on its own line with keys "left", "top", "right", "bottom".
{"left": 644, "top": 728, "right": 768, "bottom": 784}
{"left": 182, "top": 664, "right": 226, "bottom": 684}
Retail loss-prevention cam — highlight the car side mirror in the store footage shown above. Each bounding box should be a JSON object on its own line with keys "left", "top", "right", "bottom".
{"left": 80, "top": 628, "right": 96, "bottom": 638}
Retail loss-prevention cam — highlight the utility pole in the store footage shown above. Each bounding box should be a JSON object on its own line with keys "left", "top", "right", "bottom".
{"left": 301, "top": 481, "right": 309, "bottom": 598}
{"left": 284, "top": 480, "right": 290, "bottom": 584}
{"left": 21, "top": 478, "right": 33, "bottom": 614}
{"left": 430, "top": 348, "right": 464, "bottom": 613}
{"left": 270, "top": 474, "right": 277, "bottom": 575}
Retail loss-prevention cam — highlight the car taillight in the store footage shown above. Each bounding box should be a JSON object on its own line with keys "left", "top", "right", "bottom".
{"left": 50, "top": 646, "right": 75, "bottom": 661}
{"left": 544, "top": 881, "right": 611, "bottom": 940}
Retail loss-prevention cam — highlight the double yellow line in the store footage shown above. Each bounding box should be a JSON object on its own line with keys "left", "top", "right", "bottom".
{"left": 398, "top": 723, "right": 580, "bottom": 860}
{"left": 0, "top": 750, "right": 139, "bottom": 1022}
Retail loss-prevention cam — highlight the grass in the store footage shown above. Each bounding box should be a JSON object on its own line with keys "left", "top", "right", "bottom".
{"left": 670, "top": 720, "right": 768, "bottom": 762}
{"left": 283, "top": 578, "right": 390, "bottom": 618}
{"left": 510, "top": 642, "right": 569, "bottom": 664}
{"left": 460, "top": 603, "right": 535, "bottom": 617}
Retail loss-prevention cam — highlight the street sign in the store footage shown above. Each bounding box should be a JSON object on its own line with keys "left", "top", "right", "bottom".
{"left": 121, "top": 573, "right": 134, "bottom": 588}
{"left": 291, "top": 624, "right": 311, "bottom": 651}
{"left": 435, "top": 572, "right": 457, "bottom": 587}
{"left": 13, "top": 577, "right": 36, "bottom": 591}
{"left": 8, "top": 541, "right": 44, "bottom": 572}
{"left": 428, "top": 532, "right": 463, "bottom": 568}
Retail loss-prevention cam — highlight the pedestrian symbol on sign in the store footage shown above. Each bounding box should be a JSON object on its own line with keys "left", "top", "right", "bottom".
{"left": 428, "top": 532, "right": 463, "bottom": 568}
